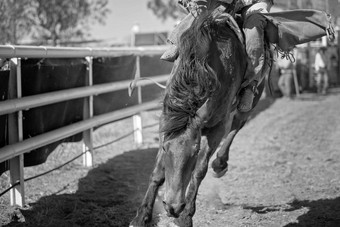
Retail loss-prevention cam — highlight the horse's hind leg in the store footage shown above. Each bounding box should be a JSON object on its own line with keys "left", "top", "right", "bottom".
{"left": 130, "top": 148, "right": 165, "bottom": 227}
{"left": 211, "top": 112, "right": 247, "bottom": 178}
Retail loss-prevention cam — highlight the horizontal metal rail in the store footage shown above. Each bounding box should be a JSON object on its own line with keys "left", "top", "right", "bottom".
{"left": 0, "top": 100, "right": 161, "bottom": 163}
{"left": 0, "top": 74, "right": 168, "bottom": 116}
{"left": 0, "top": 45, "right": 168, "bottom": 58}
{"left": 0, "top": 44, "right": 171, "bottom": 206}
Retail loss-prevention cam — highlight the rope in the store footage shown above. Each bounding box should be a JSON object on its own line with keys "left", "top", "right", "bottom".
{"left": 128, "top": 77, "right": 166, "bottom": 97}
{"left": 274, "top": 45, "right": 296, "bottom": 63}
{"left": 0, "top": 122, "right": 159, "bottom": 198}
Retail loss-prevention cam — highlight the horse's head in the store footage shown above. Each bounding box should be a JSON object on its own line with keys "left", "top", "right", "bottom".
{"left": 161, "top": 98, "right": 211, "bottom": 217}
{"left": 160, "top": 7, "right": 246, "bottom": 218}
{"left": 161, "top": 120, "right": 201, "bottom": 217}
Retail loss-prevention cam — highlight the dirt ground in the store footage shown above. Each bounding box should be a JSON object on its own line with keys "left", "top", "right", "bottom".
{"left": 1, "top": 89, "right": 340, "bottom": 227}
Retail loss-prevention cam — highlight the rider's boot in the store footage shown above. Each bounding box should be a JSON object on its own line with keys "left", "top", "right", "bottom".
{"left": 161, "top": 1, "right": 209, "bottom": 62}
{"left": 160, "top": 44, "right": 179, "bottom": 62}
{"left": 238, "top": 80, "right": 257, "bottom": 112}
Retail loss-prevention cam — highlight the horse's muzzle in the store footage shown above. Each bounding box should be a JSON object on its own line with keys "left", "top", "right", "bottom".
{"left": 162, "top": 201, "right": 186, "bottom": 218}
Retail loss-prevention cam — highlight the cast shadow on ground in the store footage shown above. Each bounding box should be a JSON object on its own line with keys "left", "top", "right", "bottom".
{"left": 296, "top": 93, "right": 329, "bottom": 102}
{"left": 4, "top": 93, "right": 281, "bottom": 227}
{"left": 5, "top": 148, "right": 159, "bottom": 227}
{"left": 248, "top": 96, "right": 276, "bottom": 121}
{"left": 243, "top": 197, "right": 340, "bottom": 227}
{"left": 297, "top": 87, "right": 340, "bottom": 102}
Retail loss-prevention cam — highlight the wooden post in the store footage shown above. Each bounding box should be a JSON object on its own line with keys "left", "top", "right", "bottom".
{"left": 338, "top": 29, "right": 340, "bottom": 86}
{"left": 131, "top": 24, "right": 140, "bottom": 47}
{"left": 8, "top": 58, "right": 25, "bottom": 206}
{"left": 293, "top": 72, "right": 300, "bottom": 97}
{"left": 82, "top": 56, "right": 94, "bottom": 167}
{"left": 130, "top": 25, "right": 143, "bottom": 145}
{"left": 133, "top": 56, "right": 143, "bottom": 145}
{"left": 293, "top": 48, "right": 300, "bottom": 97}
{"left": 307, "top": 43, "right": 314, "bottom": 89}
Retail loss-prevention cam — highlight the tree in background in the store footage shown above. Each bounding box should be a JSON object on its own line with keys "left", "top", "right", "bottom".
{"left": 0, "top": 0, "right": 37, "bottom": 44}
{"left": 34, "top": 0, "right": 110, "bottom": 46}
{"left": 147, "top": 0, "right": 183, "bottom": 21}
{"left": 0, "top": 0, "right": 110, "bottom": 45}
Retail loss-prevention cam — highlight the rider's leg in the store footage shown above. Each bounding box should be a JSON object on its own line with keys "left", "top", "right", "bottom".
{"left": 278, "top": 74, "right": 287, "bottom": 96}
{"left": 316, "top": 72, "right": 322, "bottom": 94}
{"left": 238, "top": 14, "right": 267, "bottom": 112}
{"left": 286, "top": 72, "right": 294, "bottom": 97}
{"left": 238, "top": 2, "right": 272, "bottom": 112}
{"left": 323, "top": 72, "right": 329, "bottom": 94}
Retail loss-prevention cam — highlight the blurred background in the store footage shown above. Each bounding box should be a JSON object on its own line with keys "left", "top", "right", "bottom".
{"left": 0, "top": 2, "right": 340, "bottom": 225}
{"left": 0, "top": 0, "right": 339, "bottom": 92}
{"left": 0, "top": 0, "right": 338, "bottom": 47}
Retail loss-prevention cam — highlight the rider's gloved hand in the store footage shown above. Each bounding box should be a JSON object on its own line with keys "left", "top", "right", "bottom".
{"left": 179, "top": 0, "right": 208, "bottom": 12}
{"left": 178, "top": 0, "right": 207, "bottom": 5}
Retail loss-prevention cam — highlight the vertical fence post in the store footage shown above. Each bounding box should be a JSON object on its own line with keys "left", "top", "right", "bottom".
{"left": 130, "top": 24, "right": 143, "bottom": 145}
{"left": 8, "top": 58, "right": 25, "bottom": 206}
{"left": 293, "top": 72, "right": 300, "bottom": 97}
{"left": 293, "top": 49, "right": 300, "bottom": 97}
{"left": 82, "top": 56, "right": 94, "bottom": 167}
{"left": 338, "top": 29, "right": 340, "bottom": 86}
{"left": 133, "top": 55, "right": 143, "bottom": 145}
{"left": 307, "top": 43, "right": 314, "bottom": 89}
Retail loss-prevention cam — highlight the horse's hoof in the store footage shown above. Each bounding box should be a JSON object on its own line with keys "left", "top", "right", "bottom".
{"left": 212, "top": 165, "right": 228, "bottom": 178}
{"left": 211, "top": 159, "right": 228, "bottom": 178}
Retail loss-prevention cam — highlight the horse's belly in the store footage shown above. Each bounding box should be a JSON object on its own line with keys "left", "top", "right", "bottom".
{"left": 205, "top": 106, "right": 234, "bottom": 129}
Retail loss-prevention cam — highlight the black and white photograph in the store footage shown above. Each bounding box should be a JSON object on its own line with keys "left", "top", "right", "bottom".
{"left": 0, "top": 0, "right": 340, "bottom": 226}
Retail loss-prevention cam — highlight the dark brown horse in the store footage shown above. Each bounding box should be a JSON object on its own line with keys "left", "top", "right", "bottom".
{"left": 130, "top": 5, "right": 269, "bottom": 227}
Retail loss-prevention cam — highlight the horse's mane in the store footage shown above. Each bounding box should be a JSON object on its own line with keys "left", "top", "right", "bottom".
{"left": 161, "top": 11, "right": 221, "bottom": 139}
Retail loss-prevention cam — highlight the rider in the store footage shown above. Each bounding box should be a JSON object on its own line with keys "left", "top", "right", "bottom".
{"left": 314, "top": 46, "right": 329, "bottom": 95}
{"left": 162, "top": 0, "right": 274, "bottom": 112}
{"left": 238, "top": 0, "right": 273, "bottom": 112}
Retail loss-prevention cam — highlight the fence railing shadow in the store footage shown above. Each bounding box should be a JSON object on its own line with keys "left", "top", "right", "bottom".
{"left": 5, "top": 148, "right": 158, "bottom": 227}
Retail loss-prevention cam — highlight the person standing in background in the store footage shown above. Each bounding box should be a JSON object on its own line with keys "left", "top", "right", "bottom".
{"left": 277, "top": 56, "right": 297, "bottom": 98}
{"left": 329, "top": 54, "right": 338, "bottom": 86}
{"left": 314, "top": 47, "right": 329, "bottom": 95}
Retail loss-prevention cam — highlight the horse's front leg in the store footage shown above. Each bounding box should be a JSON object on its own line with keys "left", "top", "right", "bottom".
{"left": 130, "top": 149, "right": 165, "bottom": 227}
{"left": 211, "top": 111, "right": 247, "bottom": 178}
{"left": 175, "top": 124, "right": 226, "bottom": 227}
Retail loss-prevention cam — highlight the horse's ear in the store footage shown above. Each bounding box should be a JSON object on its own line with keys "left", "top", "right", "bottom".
{"left": 195, "top": 99, "right": 212, "bottom": 127}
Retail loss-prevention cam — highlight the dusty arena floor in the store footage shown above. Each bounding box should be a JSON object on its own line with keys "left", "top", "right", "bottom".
{"left": 1, "top": 89, "right": 340, "bottom": 227}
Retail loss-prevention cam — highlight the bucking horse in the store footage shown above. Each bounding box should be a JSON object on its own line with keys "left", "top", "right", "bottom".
{"left": 130, "top": 4, "right": 270, "bottom": 226}
{"left": 129, "top": 1, "right": 333, "bottom": 226}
